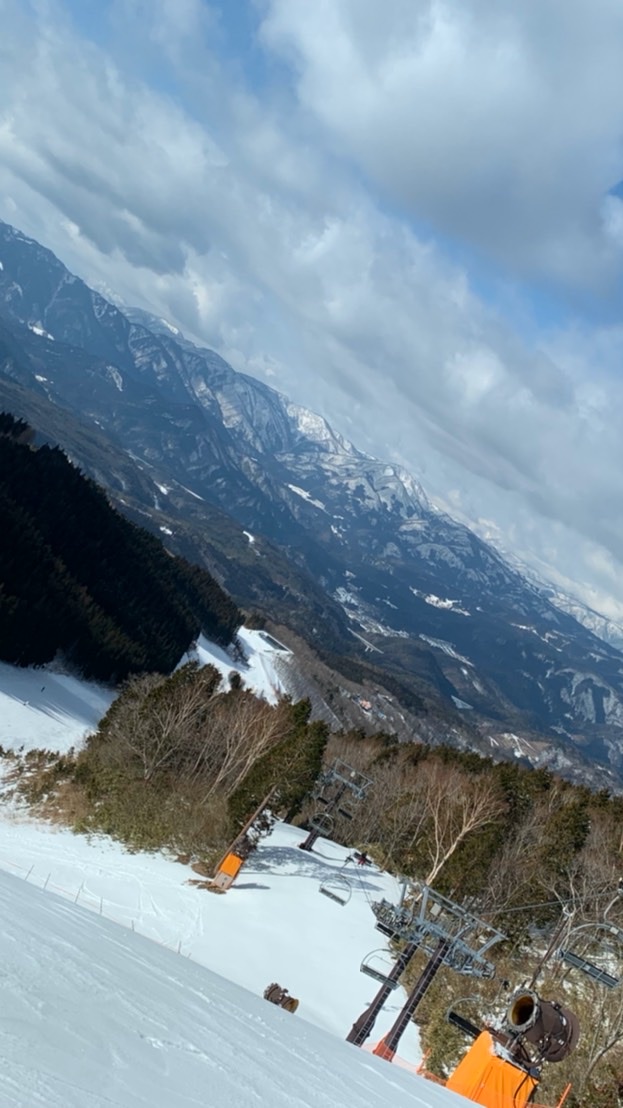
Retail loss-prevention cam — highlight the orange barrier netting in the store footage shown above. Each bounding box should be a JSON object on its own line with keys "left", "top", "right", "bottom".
{"left": 368, "top": 1036, "right": 571, "bottom": 1108}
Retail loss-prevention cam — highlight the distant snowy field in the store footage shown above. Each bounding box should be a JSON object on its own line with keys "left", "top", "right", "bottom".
{"left": 183, "top": 626, "right": 289, "bottom": 706}
{"left": 0, "top": 871, "right": 468, "bottom": 1107}
{"left": 0, "top": 627, "right": 288, "bottom": 754}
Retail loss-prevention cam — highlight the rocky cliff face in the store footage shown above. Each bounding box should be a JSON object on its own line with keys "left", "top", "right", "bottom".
{"left": 2, "top": 218, "right": 623, "bottom": 785}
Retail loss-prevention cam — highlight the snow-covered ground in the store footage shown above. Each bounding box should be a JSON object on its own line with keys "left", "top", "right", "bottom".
{"left": 0, "top": 661, "right": 114, "bottom": 754}
{"left": 184, "top": 626, "right": 289, "bottom": 706}
{"left": 0, "top": 631, "right": 467, "bottom": 1105}
{"left": 0, "top": 626, "right": 288, "bottom": 755}
{"left": 0, "top": 869, "right": 470, "bottom": 1107}
{"left": 0, "top": 812, "right": 421, "bottom": 1063}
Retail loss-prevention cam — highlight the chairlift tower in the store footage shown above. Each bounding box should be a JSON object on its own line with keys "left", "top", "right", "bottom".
{"left": 299, "top": 759, "right": 373, "bottom": 853}
{"left": 347, "top": 881, "right": 505, "bottom": 1057}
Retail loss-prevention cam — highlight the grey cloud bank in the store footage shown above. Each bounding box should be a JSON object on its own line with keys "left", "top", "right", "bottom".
{"left": 1, "top": 0, "right": 623, "bottom": 618}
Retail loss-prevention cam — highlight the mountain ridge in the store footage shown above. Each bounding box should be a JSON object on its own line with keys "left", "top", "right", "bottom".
{"left": 2, "top": 218, "right": 623, "bottom": 785}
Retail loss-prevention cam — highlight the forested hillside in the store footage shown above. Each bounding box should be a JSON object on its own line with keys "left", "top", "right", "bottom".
{"left": 0, "top": 413, "right": 241, "bottom": 681}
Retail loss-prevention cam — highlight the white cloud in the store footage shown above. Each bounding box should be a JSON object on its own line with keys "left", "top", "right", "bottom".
{"left": 1, "top": 0, "right": 623, "bottom": 612}
{"left": 261, "top": 0, "right": 623, "bottom": 287}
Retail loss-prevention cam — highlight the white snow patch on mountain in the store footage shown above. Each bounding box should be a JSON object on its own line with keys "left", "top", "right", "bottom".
{"left": 287, "top": 483, "right": 327, "bottom": 511}
{"left": 285, "top": 402, "right": 357, "bottom": 455}
{"left": 451, "top": 696, "right": 474, "bottom": 710}
{"left": 27, "top": 321, "right": 54, "bottom": 340}
{"left": 410, "top": 587, "right": 470, "bottom": 616}
{"left": 419, "top": 635, "right": 473, "bottom": 666}
{"left": 177, "top": 483, "right": 205, "bottom": 501}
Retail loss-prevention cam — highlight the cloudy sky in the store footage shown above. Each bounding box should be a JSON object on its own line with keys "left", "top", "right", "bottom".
{"left": 2, "top": 0, "right": 623, "bottom": 618}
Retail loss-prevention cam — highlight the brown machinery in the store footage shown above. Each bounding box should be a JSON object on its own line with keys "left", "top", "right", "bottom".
{"left": 444, "top": 988, "right": 579, "bottom": 1108}
{"left": 263, "top": 983, "right": 299, "bottom": 1014}
{"left": 207, "top": 789, "right": 276, "bottom": 893}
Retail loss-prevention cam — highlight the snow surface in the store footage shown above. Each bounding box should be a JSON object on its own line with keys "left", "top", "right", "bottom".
{"left": 0, "top": 808, "right": 420, "bottom": 1064}
{"left": 0, "top": 627, "right": 287, "bottom": 754}
{"left": 0, "top": 867, "right": 470, "bottom": 1107}
{"left": 27, "top": 321, "right": 54, "bottom": 340}
{"left": 286, "top": 482, "right": 327, "bottom": 511}
{"left": 418, "top": 635, "right": 473, "bottom": 667}
{"left": 184, "top": 627, "right": 287, "bottom": 705}
{"left": 0, "top": 630, "right": 471, "bottom": 1104}
{"left": 0, "top": 662, "right": 114, "bottom": 754}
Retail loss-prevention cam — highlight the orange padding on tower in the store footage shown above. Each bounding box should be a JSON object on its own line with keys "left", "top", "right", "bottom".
{"left": 445, "top": 1030, "right": 538, "bottom": 1108}
{"left": 217, "top": 853, "right": 244, "bottom": 879}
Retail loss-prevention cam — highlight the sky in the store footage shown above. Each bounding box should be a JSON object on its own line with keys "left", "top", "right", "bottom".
{"left": 2, "top": 0, "right": 623, "bottom": 619}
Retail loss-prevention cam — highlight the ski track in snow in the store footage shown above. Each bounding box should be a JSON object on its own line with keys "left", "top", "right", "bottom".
{"left": 0, "top": 870, "right": 470, "bottom": 1107}
{"left": 0, "top": 662, "right": 114, "bottom": 753}
{"left": 0, "top": 630, "right": 474, "bottom": 1105}
{"left": 0, "top": 812, "right": 421, "bottom": 1065}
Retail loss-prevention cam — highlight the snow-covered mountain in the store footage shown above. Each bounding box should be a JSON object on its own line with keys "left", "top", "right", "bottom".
{"left": 3, "top": 219, "right": 623, "bottom": 782}
{"left": 530, "top": 579, "right": 623, "bottom": 654}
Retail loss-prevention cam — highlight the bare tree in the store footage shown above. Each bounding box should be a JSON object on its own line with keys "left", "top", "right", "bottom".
{"left": 184, "top": 692, "right": 291, "bottom": 801}
{"left": 333, "top": 744, "right": 506, "bottom": 888}
{"left": 415, "top": 761, "right": 506, "bottom": 886}
{"left": 95, "top": 664, "right": 220, "bottom": 782}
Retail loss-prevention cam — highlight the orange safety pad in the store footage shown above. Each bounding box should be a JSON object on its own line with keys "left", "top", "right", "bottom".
{"left": 446, "top": 1031, "right": 538, "bottom": 1108}
{"left": 218, "top": 852, "right": 243, "bottom": 879}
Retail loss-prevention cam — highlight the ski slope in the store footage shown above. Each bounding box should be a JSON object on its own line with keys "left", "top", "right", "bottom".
{"left": 0, "top": 627, "right": 287, "bottom": 755}
{"left": 183, "top": 626, "right": 289, "bottom": 705}
{"left": 0, "top": 869, "right": 471, "bottom": 1107}
{"left": 0, "top": 632, "right": 469, "bottom": 1104}
{"left": 0, "top": 660, "right": 114, "bottom": 754}
{"left": 0, "top": 813, "right": 421, "bottom": 1061}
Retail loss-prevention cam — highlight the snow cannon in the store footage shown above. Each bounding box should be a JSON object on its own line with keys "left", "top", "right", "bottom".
{"left": 263, "top": 983, "right": 299, "bottom": 1014}
{"left": 505, "top": 989, "right": 580, "bottom": 1063}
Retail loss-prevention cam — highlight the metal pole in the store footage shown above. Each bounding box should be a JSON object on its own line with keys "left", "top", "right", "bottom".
{"left": 299, "top": 782, "right": 348, "bottom": 852}
{"left": 212, "top": 787, "right": 277, "bottom": 873}
{"left": 528, "top": 907, "right": 573, "bottom": 991}
{"left": 346, "top": 941, "right": 419, "bottom": 1045}
{"left": 373, "top": 938, "right": 451, "bottom": 1061}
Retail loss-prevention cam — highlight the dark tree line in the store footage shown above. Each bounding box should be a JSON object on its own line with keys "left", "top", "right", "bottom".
{"left": 0, "top": 413, "right": 241, "bottom": 681}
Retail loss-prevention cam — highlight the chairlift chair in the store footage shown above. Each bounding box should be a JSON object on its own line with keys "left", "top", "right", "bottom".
{"left": 558, "top": 920, "right": 623, "bottom": 989}
{"left": 445, "top": 995, "right": 482, "bottom": 1041}
{"left": 319, "top": 874, "right": 352, "bottom": 907}
{"left": 360, "top": 949, "right": 400, "bottom": 989}
{"left": 309, "top": 811, "right": 334, "bottom": 837}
